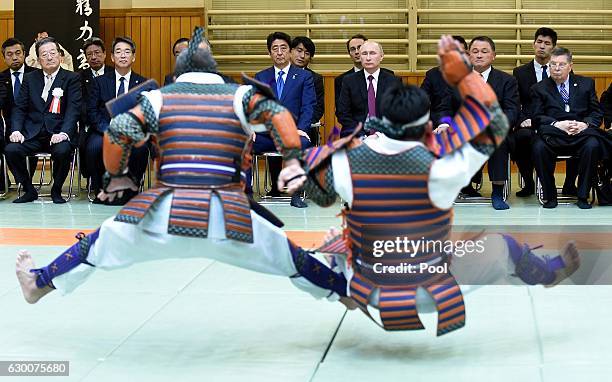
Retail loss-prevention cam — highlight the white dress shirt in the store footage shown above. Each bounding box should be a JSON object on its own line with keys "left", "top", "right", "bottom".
{"left": 115, "top": 70, "right": 132, "bottom": 96}
{"left": 10, "top": 65, "right": 25, "bottom": 93}
{"left": 477, "top": 66, "right": 492, "bottom": 83}
{"left": 533, "top": 60, "right": 548, "bottom": 83}
{"left": 273, "top": 64, "right": 291, "bottom": 86}
{"left": 41, "top": 67, "right": 61, "bottom": 100}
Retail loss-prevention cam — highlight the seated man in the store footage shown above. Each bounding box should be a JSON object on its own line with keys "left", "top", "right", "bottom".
{"left": 336, "top": 41, "right": 401, "bottom": 137}
{"left": 86, "top": 37, "right": 149, "bottom": 204}
{"left": 5, "top": 37, "right": 81, "bottom": 203}
{"left": 252, "top": 31, "right": 315, "bottom": 208}
{"left": 601, "top": 82, "right": 612, "bottom": 130}
{"left": 163, "top": 37, "right": 189, "bottom": 86}
{"left": 531, "top": 47, "right": 604, "bottom": 209}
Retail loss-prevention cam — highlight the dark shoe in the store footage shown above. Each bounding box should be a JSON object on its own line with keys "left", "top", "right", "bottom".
{"left": 561, "top": 185, "right": 578, "bottom": 197}
{"left": 13, "top": 190, "right": 38, "bottom": 203}
{"left": 491, "top": 195, "right": 510, "bottom": 210}
{"left": 543, "top": 200, "right": 558, "bottom": 209}
{"left": 51, "top": 192, "right": 67, "bottom": 204}
{"left": 290, "top": 194, "right": 307, "bottom": 208}
{"left": 576, "top": 199, "right": 592, "bottom": 209}
{"left": 516, "top": 182, "right": 535, "bottom": 197}
{"left": 268, "top": 189, "right": 282, "bottom": 197}
{"left": 460, "top": 185, "right": 482, "bottom": 198}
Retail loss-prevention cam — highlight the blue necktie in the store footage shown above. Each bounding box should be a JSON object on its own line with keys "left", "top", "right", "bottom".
{"left": 13, "top": 72, "right": 21, "bottom": 100}
{"left": 276, "top": 70, "right": 285, "bottom": 98}
{"left": 541, "top": 65, "right": 548, "bottom": 80}
{"left": 559, "top": 83, "right": 569, "bottom": 105}
{"left": 117, "top": 77, "right": 126, "bottom": 97}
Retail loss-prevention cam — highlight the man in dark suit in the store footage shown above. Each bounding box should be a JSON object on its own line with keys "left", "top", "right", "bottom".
{"left": 512, "top": 27, "right": 559, "bottom": 197}
{"left": 449, "top": 36, "right": 520, "bottom": 209}
{"left": 420, "top": 35, "right": 467, "bottom": 129}
{"left": 531, "top": 47, "right": 604, "bottom": 209}
{"left": 86, "top": 37, "right": 149, "bottom": 204}
{"left": 601, "top": 82, "right": 612, "bottom": 130}
{"left": 336, "top": 41, "right": 402, "bottom": 137}
{"left": 1, "top": 38, "right": 38, "bottom": 192}
{"left": 5, "top": 37, "right": 81, "bottom": 203}
{"left": 78, "top": 37, "right": 113, "bottom": 182}
{"left": 290, "top": 36, "right": 324, "bottom": 140}
{"left": 334, "top": 34, "right": 367, "bottom": 111}
{"left": 252, "top": 31, "right": 315, "bottom": 207}
{"left": 163, "top": 37, "right": 189, "bottom": 86}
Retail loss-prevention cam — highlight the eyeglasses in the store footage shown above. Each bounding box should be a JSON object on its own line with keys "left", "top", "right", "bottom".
{"left": 114, "top": 49, "right": 133, "bottom": 56}
{"left": 39, "top": 50, "right": 58, "bottom": 59}
{"left": 549, "top": 62, "right": 569, "bottom": 68}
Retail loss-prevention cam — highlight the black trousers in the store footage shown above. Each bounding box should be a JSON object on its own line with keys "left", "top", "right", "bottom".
{"left": 472, "top": 139, "right": 509, "bottom": 183}
{"left": 4, "top": 132, "right": 72, "bottom": 194}
{"left": 84, "top": 131, "right": 150, "bottom": 191}
{"left": 532, "top": 135, "right": 601, "bottom": 201}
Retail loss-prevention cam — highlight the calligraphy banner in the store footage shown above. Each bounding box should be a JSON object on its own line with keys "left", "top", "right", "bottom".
{"left": 14, "top": 0, "right": 100, "bottom": 70}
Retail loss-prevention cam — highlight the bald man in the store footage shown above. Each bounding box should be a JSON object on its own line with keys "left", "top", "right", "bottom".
{"left": 336, "top": 41, "right": 401, "bottom": 137}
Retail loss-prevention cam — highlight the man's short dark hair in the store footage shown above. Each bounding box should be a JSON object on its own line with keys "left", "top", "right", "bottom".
{"left": 2, "top": 37, "right": 26, "bottom": 56}
{"left": 83, "top": 37, "right": 105, "bottom": 52}
{"left": 551, "top": 47, "right": 572, "bottom": 62}
{"left": 35, "top": 37, "right": 60, "bottom": 57}
{"left": 172, "top": 37, "right": 190, "bottom": 53}
{"left": 346, "top": 33, "right": 368, "bottom": 53}
{"left": 469, "top": 36, "right": 496, "bottom": 52}
{"left": 534, "top": 27, "right": 558, "bottom": 45}
{"left": 380, "top": 84, "right": 431, "bottom": 140}
{"left": 112, "top": 36, "right": 136, "bottom": 53}
{"left": 266, "top": 32, "right": 291, "bottom": 52}
{"left": 290, "top": 36, "right": 316, "bottom": 57}
{"left": 452, "top": 35, "right": 468, "bottom": 51}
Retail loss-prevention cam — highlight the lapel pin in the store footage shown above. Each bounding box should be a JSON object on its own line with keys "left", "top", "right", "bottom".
{"left": 573, "top": 83, "right": 577, "bottom": 87}
{"left": 292, "top": 74, "right": 297, "bottom": 80}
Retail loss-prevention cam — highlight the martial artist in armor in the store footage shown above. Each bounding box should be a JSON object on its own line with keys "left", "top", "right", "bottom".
{"left": 15, "top": 28, "right": 344, "bottom": 306}
{"left": 280, "top": 35, "right": 581, "bottom": 335}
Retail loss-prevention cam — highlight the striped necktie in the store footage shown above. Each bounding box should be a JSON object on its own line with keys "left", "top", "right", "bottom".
{"left": 559, "top": 83, "right": 569, "bottom": 105}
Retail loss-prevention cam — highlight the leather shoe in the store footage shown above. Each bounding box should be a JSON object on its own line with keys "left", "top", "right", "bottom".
{"left": 290, "top": 194, "right": 307, "bottom": 208}
{"left": 515, "top": 185, "right": 534, "bottom": 197}
{"left": 576, "top": 199, "right": 592, "bottom": 209}
{"left": 542, "top": 200, "right": 558, "bottom": 209}
{"left": 51, "top": 193, "right": 67, "bottom": 204}
{"left": 460, "top": 185, "right": 482, "bottom": 198}
{"left": 13, "top": 190, "right": 38, "bottom": 203}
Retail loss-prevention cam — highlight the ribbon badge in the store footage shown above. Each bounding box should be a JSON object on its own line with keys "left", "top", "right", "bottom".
{"left": 49, "top": 88, "right": 64, "bottom": 114}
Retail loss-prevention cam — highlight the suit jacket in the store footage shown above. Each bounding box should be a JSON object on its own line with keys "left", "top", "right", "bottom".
{"left": 254, "top": 65, "right": 316, "bottom": 132}
{"left": 513, "top": 60, "right": 539, "bottom": 124}
{"left": 306, "top": 67, "right": 324, "bottom": 123}
{"left": 87, "top": 70, "right": 147, "bottom": 134}
{"left": 11, "top": 67, "right": 82, "bottom": 143}
{"left": 0, "top": 65, "right": 38, "bottom": 138}
{"left": 420, "top": 66, "right": 452, "bottom": 126}
{"left": 601, "top": 82, "right": 612, "bottom": 130}
{"left": 449, "top": 67, "right": 520, "bottom": 128}
{"left": 334, "top": 67, "right": 355, "bottom": 111}
{"left": 531, "top": 74, "right": 603, "bottom": 130}
{"left": 336, "top": 68, "right": 402, "bottom": 136}
{"left": 79, "top": 66, "right": 114, "bottom": 127}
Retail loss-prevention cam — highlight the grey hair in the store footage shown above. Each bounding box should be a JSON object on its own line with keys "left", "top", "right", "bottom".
{"left": 551, "top": 47, "right": 572, "bottom": 62}
{"left": 174, "top": 46, "right": 217, "bottom": 77}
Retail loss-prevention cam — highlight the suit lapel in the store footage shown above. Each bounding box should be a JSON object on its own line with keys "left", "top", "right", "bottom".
{"left": 128, "top": 73, "right": 142, "bottom": 90}
{"left": 568, "top": 73, "right": 578, "bottom": 110}
{"left": 280, "top": 66, "right": 298, "bottom": 102}
{"left": 44, "top": 68, "right": 65, "bottom": 109}
{"left": 357, "top": 70, "right": 367, "bottom": 105}
{"left": 2, "top": 72, "right": 12, "bottom": 100}
{"left": 545, "top": 77, "right": 564, "bottom": 107}
{"left": 375, "top": 70, "right": 387, "bottom": 113}
{"left": 527, "top": 61, "right": 537, "bottom": 86}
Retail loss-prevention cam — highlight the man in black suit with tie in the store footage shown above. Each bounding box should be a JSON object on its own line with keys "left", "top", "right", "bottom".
{"left": 421, "top": 35, "right": 467, "bottom": 130}
{"left": 512, "top": 27, "right": 559, "bottom": 197}
{"left": 601, "top": 82, "right": 612, "bottom": 130}
{"left": 531, "top": 47, "right": 603, "bottom": 209}
{"left": 4, "top": 37, "right": 81, "bottom": 203}
{"left": 336, "top": 41, "right": 402, "bottom": 137}
{"left": 450, "top": 36, "right": 520, "bottom": 209}
{"left": 290, "top": 36, "right": 324, "bottom": 139}
{"left": 1, "top": 38, "right": 38, "bottom": 192}
{"left": 334, "top": 34, "right": 367, "bottom": 112}
{"left": 86, "top": 37, "right": 148, "bottom": 204}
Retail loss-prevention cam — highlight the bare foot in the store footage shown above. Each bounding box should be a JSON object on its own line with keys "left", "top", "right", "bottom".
{"left": 15, "top": 250, "right": 53, "bottom": 304}
{"left": 339, "top": 296, "right": 359, "bottom": 310}
{"left": 545, "top": 241, "right": 580, "bottom": 288}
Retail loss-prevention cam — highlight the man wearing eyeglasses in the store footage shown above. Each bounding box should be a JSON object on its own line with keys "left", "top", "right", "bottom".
{"left": 85, "top": 37, "right": 148, "bottom": 205}
{"left": 4, "top": 37, "right": 81, "bottom": 203}
{"left": 531, "top": 47, "right": 604, "bottom": 209}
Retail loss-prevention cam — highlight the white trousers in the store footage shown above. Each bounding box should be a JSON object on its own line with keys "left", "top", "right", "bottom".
{"left": 52, "top": 194, "right": 338, "bottom": 301}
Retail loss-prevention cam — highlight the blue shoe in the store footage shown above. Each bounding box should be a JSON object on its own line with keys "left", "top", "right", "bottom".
{"left": 491, "top": 195, "right": 509, "bottom": 210}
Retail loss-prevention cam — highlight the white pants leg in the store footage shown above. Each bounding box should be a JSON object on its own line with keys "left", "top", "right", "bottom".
{"left": 52, "top": 193, "right": 336, "bottom": 300}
